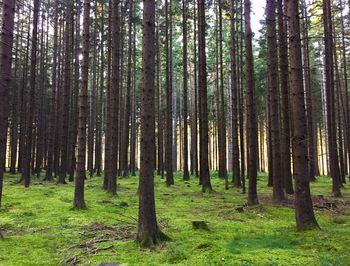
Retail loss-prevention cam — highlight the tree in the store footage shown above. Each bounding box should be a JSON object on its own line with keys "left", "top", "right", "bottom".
{"left": 245, "top": 0, "right": 258, "bottom": 205}
{"left": 217, "top": 0, "right": 228, "bottom": 185}
{"left": 137, "top": 0, "right": 169, "bottom": 247}
{"left": 230, "top": 0, "right": 240, "bottom": 188}
{"left": 0, "top": 0, "right": 16, "bottom": 207}
{"left": 74, "top": 0, "right": 91, "bottom": 209}
{"left": 165, "top": 0, "right": 174, "bottom": 186}
{"left": 22, "top": 0, "right": 40, "bottom": 187}
{"left": 286, "top": 0, "right": 319, "bottom": 231}
{"left": 58, "top": 1, "right": 73, "bottom": 184}
{"left": 198, "top": 0, "right": 212, "bottom": 192}
{"left": 45, "top": 0, "right": 59, "bottom": 181}
{"left": 323, "top": 0, "right": 342, "bottom": 196}
{"left": 266, "top": 0, "right": 284, "bottom": 202}
{"left": 182, "top": 0, "right": 190, "bottom": 181}
{"left": 277, "top": 0, "right": 293, "bottom": 194}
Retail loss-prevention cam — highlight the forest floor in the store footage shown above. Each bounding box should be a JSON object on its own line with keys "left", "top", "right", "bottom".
{"left": 0, "top": 172, "right": 350, "bottom": 266}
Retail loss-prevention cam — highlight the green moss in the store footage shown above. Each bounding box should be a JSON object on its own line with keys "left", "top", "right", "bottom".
{"left": 0, "top": 174, "right": 349, "bottom": 265}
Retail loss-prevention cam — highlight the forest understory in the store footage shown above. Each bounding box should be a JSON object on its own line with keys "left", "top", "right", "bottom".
{"left": 0, "top": 173, "right": 349, "bottom": 266}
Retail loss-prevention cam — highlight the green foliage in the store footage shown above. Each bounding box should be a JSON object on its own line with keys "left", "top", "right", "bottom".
{"left": 0, "top": 173, "right": 349, "bottom": 265}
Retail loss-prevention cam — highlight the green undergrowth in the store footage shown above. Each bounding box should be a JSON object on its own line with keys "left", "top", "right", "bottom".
{"left": 0, "top": 172, "right": 349, "bottom": 265}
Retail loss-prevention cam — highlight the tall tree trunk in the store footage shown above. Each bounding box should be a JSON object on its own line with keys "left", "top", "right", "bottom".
{"left": 45, "top": 0, "right": 59, "bottom": 181}
{"left": 182, "top": 0, "right": 190, "bottom": 181}
{"left": 22, "top": 0, "right": 40, "bottom": 187}
{"left": 218, "top": 0, "right": 228, "bottom": 186}
{"left": 58, "top": 2, "right": 73, "bottom": 184}
{"left": 267, "top": 0, "right": 284, "bottom": 202}
{"left": 278, "top": 0, "right": 293, "bottom": 194}
{"left": 137, "top": 0, "right": 168, "bottom": 247}
{"left": 245, "top": 0, "right": 258, "bottom": 205}
{"left": 230, "top": 0, "right": 241, "bottom": 188}
{"left": 198, "top": 0, "right": 212, "bottom": 192}
{"left": 301, "top": 0, "right": 316, "bottom": 182}
{"left": 286, "top": 0, "right": 319, "bottom": 231}
{"left": 74, "top": 0, "right": 91, "bottom": 209}
{"left": 165, "top": 0, "right": 174, "bottom": 186}
{"left": 0, "top": 0, "right": 16, "bottom": 207}
{"left": 323, "top": 0, "right": 342, "bottom": 197}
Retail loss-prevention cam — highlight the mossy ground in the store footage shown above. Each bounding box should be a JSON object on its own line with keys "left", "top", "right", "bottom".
{"left": 0, "top": 172, "right": 349, "bottom": 266}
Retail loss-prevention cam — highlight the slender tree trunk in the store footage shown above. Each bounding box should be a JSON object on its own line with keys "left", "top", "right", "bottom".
{"left": 278, "top": 0, "right": 293, "bottom": 194}
{"left": 286, "top": 0, "right": 319, "bottom": 231}
{"left": 22, "top": 0, "right": 40, "bottom": 187}
{"left": 301, "top": 0, "right": 316, "bottom": 182}
{"left": 323, "top": 0, "right": 342, "bottom": 197}
{"left": 137, "top": 0, "right": 168, "bottom": 247}
{"left": 198, "top": 0, "right": 212, "bottom": 192}
{"left": 165, "top": 0, "right": 174, "bottom": 186}
{"left": 74, "top": 0, "right": 91, "bottom": 209}
{"left": 58, "top": 2, "right": 73, "bottom": 184}
{"left": 267, "top": 0, "right": 284, "bottom": 202}
{"left": 230, "top": 0, "right": 241, "bottom": 188}
{"left": 0, "top": 0, "right": 16, "bottom": 207}
{"left": 245, "top": 0, "right": 258, "bottom": 205}
{"left": 182, "top": 0, "right": 190, "bottom": 181}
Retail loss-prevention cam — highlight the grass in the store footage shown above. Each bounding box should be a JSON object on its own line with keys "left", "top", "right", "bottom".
{"left": 0, "top": 172, "right": 349, "bottom": 266}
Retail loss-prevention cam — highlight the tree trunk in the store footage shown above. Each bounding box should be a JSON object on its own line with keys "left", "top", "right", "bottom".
{"left": 137, "top": 0, "right": 168, "bottom": 247}
{"left": 0, "top": 0, "right": 16, "bottom": 207}
{"left": 267, "top": 0, "right": 284, "bottom": 202}
{"left": 182, "top": 0, "right": 190, "bottom": 181}
{"left": 22, "top": 0, "right": 40, "bottom": 187}
{"left": 245, "top": 0, "right": 258, "bottom": 205}
{"left": 165, "top": 0, "right": 174, "bottom": 186}
{"left": 323, "top": 0, "right": 342, "bottom": 197}
{"left": 278, "top": 0, "right": 293, "bottom": 194}
{"left": 286, "top": 0, "right": 319, "bottom": 231}
{"left": 198, "top": 0, "right": 212, "bottom": 192}
{"left": 74, "top": 0, "right": 91, "bottom": 209}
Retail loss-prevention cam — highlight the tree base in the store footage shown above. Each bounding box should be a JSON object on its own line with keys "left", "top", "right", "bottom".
{"left": 297, "top": 219, "right": 320, "bottom": 232}
{"left": 137, "top": 229, "right": 170, "bottom": 248}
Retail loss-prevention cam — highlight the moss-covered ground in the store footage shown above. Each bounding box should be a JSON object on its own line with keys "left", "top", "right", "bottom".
{"left": 0, "top": 172, "right": 349, "bottom": 266}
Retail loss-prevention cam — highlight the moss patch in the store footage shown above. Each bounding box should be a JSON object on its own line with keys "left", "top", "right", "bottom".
{"left": 0, "top": 173, "right": 349, "bottom": 265}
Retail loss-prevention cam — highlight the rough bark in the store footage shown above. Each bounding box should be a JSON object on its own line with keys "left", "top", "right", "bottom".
{"left": 245, "top": 0, "right": 258, "bottom": 205}
{"left": 0, "top": 0, "right": 15, "bottom": 207}
{"left": 137, "top": 0, "right": 169, "bottom": 247}
{"left": 286, "top": 0, "right": 319, "bottom": 231}
{"left": 74, "top": 0, "right": 91, "bottom": 209}
{"left": 198, "top": 0, "right": 212, "bottom": 192}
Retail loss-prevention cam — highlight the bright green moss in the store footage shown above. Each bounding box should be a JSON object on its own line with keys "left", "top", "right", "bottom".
{"left": 0, "top": 173, "right": 349, "bottom": 265}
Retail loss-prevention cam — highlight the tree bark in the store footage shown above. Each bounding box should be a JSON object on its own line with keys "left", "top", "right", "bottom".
{"left": 137, "top": 0, "right": 168, "bottom": 247}
{"left": 198, "top": 0, "right": 212, "bottom": 192}
{"left": 286, "top": 0, "right": 319, "bottom": 231}
{"left": 74, "top": 0, "right": 91, "bottom": 209}
{"left": 0, "top": 0, "right": 15, "bottom": 207}
{"left": 244, "top": 0, "right": 258, "bottom": 205}
{"left": 267, "top": 0, "right": 284, "bottom": 202}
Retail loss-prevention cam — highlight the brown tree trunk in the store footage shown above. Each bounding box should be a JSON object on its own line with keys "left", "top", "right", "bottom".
{"left": 267, "top": 0, "right": 284, "bottom": 202}
{"left": 0, "top": 0, "right": 16, "bottom": 207}
{"left": 301, "top": 0, "right": 316, "bottom": 182}
{"left": 323, "top": 0, "right": 342, "bottom": 197}
{"left": 22, "top": 0, "right": 40, "bottom": 187}
{"left": 165, "top": 0, "right": 174, "bottom": 186}
{"left": 230, "top": 0, "right": 240, "bottom": 188}
{"left": 74, "top": 0, "right": 91, "bottom": 209}
{"left": 286, "top": 0, "right": 319, "bottom": 231}
{"left": 182, "top": 0, "right": 190, "bottom": 181}
{"left": 245, "top": 0, "right": 258, "bottom": 205}
{"left": 58, "top": 2, "right": 73, "bottom": 184}
{"left": 137, "top": 0, "right": 168, "bottom": 247}
{"left": 278, "top": 0, "right": 293, "bottom": 194}
{"left": 198, "top": 0, "right": 212, "bottom": 192}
